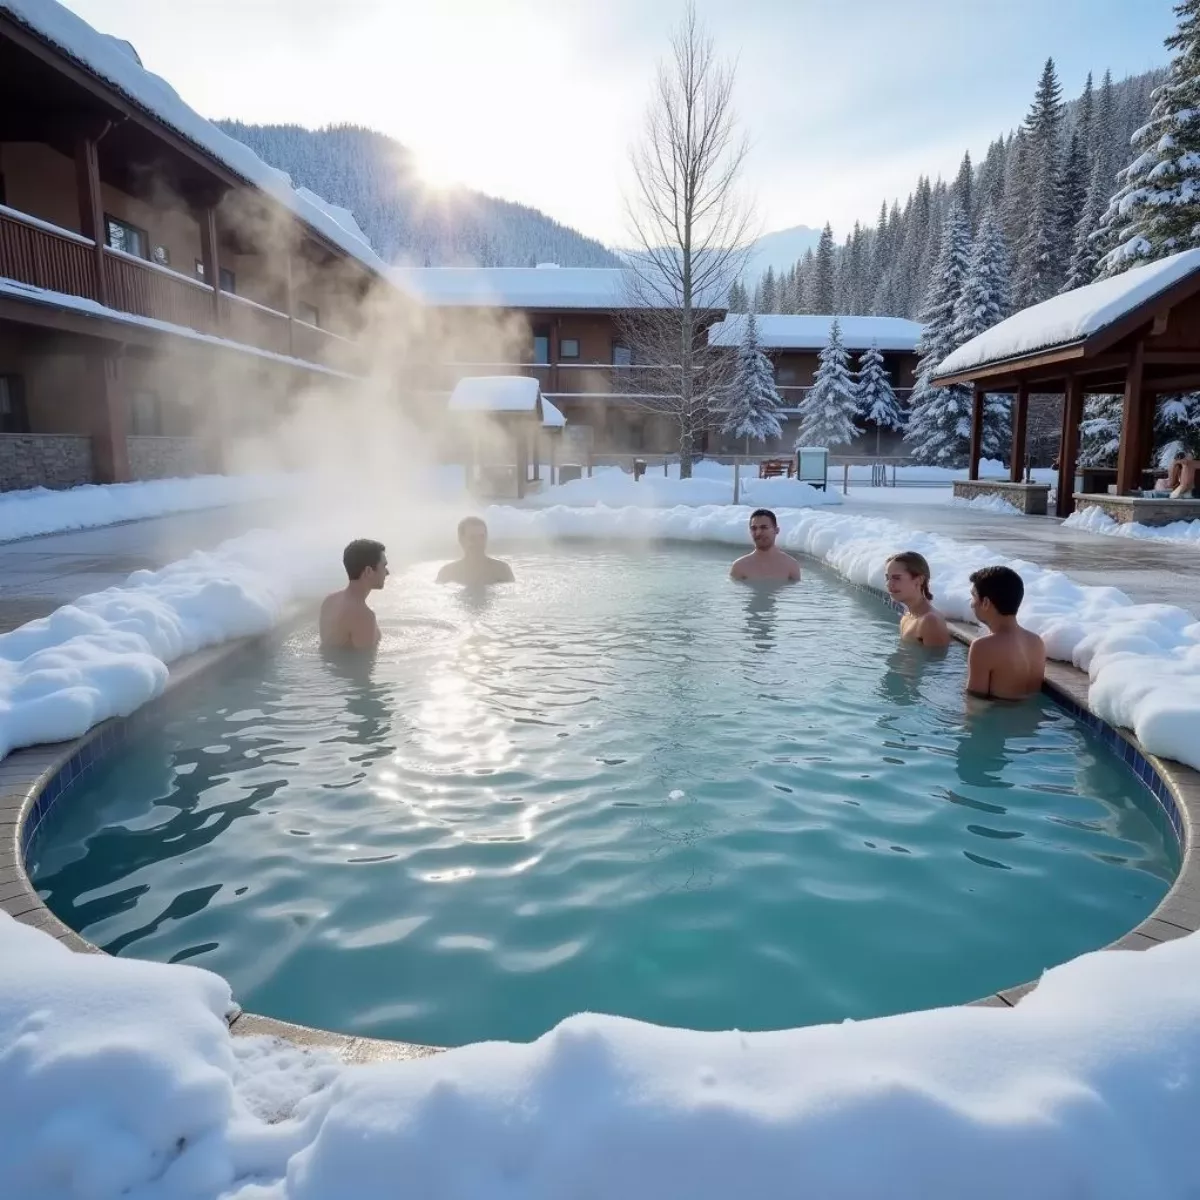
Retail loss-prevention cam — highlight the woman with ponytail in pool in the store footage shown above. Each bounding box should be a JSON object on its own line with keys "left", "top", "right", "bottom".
{"left": 885, "top": 552, "right": 951, "bottom": 649}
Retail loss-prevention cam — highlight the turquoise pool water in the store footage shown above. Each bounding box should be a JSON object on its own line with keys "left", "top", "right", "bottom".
{"left": 30, "top": 544, "right": 1175, "bottom": 1045}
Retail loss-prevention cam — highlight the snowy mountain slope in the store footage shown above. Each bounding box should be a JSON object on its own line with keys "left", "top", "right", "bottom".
{"left": 212, "top": 122, "right": 621, "bottom": 270}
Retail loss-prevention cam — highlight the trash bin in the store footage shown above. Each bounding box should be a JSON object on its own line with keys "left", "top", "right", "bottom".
{"left": 633, "top": 458, "right": 647, "bottom": 481}
{"left": 558, "top": 463, "right": 583, "bottom": 485}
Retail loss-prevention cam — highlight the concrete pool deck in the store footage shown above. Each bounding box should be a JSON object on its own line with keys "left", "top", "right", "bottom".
{"left": 2, "top": 494, "right": 1199, "bottom": 1059}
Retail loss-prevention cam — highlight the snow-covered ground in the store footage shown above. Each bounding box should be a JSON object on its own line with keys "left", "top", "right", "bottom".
{"left": 0, "top": 475, "right": 296, "bottom": 544}
{"left": 1065, "top": 505, "right": 1200, "bottom": 545}
{"left": 3, "top": 906, "right": 1199, "bottom": 1200}
{"left": 950, "top": 493, "right": 1023, "bottom": 515}
{"left": 2, "top": 502, "right": 1197, "bottom": 772}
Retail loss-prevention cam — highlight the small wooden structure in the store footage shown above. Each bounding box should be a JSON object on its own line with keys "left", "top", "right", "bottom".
{"left": 449, "top": 375, "right": 547, "bottom": 500}
{"left": 934, "top": 249, "right": 1200, "bottom": 522}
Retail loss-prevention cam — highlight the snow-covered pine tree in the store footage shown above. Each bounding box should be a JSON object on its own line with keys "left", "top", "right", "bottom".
{"left": 1063, "top": 157, "right": 1109, "bottom": 290}
{"left": 1059, "top": 128, "right": 1089, "bottom": 245}
{"left": 1156, "top": 392, "right": 1200, "bottom": 464}
{"left": 1097, "top": 0, "right": 1200, "bottom": 273}
{"left": 760, "top": 266, "right": 778, "bottom": 313}
{"left": 723, "top": 311, "right": 784, "bottom": 449}
{"left": 1077, "top": 72, "right": 1096, "bottom": 163}
{"left": 1014, "top": 58, "right": 1068, "bottom": 306}
{"left": 728, "top": 279, "right": 748, "bottom": 311}
{"left": 855, "top": 342, "right": 904, "bottom": 454}
{"left": 904, "top": 202, "right": 975, "bottom": 465}
{"left": 953, "top": 152, "right": 974, "bottom": 227}
{"left": 813, "top": 223, "right": 836, "bottom": 312}
{"left": 1000, "top": 129, "right": 1031, "bottom": 257}
{"left": 796, "top": 318, "right": 859, "bottom": 449}
{"left": 796, "top": 248, "right": 816, "bottom": 313}
{"left": 1078, "top": 394, "right": 1124, "bottom": 465}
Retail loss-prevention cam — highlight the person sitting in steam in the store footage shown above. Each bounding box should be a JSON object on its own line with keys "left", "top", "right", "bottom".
{"left": 437, "top": 517, "right": 514, "bottom": 586}
{"left": 320, "top": 538, "right": 388, "bottom": 651}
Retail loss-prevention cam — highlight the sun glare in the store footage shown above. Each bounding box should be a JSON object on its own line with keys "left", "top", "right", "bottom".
{"left": 412, "top": 146, "right": 463, "bottom": 192}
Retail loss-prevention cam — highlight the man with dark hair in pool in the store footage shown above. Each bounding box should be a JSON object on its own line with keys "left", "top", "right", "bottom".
{"left": 730, "top": 509, "right": 801, "bottom": 582}
{"left": 319, "top": 538, "right": 388, "bottom": 651}
{"left": 437, "top": 516, "right": 514, "bottom": 586}
{"left": 966, "top": 565, "right": 1045, "bottom": 700}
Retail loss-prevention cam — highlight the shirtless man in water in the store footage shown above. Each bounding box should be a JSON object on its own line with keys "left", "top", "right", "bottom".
{"left": 966, "top": 565, "right": 1045, "bottom": 700}
{"left": 319, "top": 538, "right": 388, "bottom": 651}
{"left": 730, "top": 509, "right": 802, "bottom": 582}
{"left": 436, "top": 517, "right": 514, "bottom": 586}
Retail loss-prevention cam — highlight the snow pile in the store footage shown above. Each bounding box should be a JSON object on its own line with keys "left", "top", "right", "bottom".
{"left": 0, "top": 524, "right": 341, "bottom": 759}
{"left": 486, "top": 504, "right": 1200, "bottom": 770}
{"left": 1065, "top": 505, "right": 1200, "bottom": 545}
{"left": 951, "top": 493, "right": 1023, "bottom": 515}
{"left": 0, "top": 474, "right": 296, "bottom": 544}
{"left": 937, "top": 248, "right": 1200, "bottom": 376}
{"left": 526, "top": 465, "right": 840, "bottom": 509}
{"left": 0, "top": 0, "right": 389, "bottom": 276}
{"left": 3, "top": 908, "right": 1200, "bottom": 1200}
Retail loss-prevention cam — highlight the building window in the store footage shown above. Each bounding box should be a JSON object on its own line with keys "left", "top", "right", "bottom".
{"left": 776, "top": 365, "right": 798, "bottom": 386}
{"left": 105, "top": 215, "right": 148, "bottom": 259}
{"left": 612, "top": 343, "right": 633, "bottom": 367}
{"left": 297, "top": 301, "right": 320, "bottom": 327}
{"left": 560, "top": 338, "right": 580, "bottom": 359}
{"left": 129, "top": 390, "right": 163, "bottom": 436}
{"left": 532, "top": 326, "right": 550, "bottom": 365}
{"left": 194, "top": 261, "right": 237, "bottom": 293}
{"left": 0, "top": 375, "right": 30, "bottom": 433}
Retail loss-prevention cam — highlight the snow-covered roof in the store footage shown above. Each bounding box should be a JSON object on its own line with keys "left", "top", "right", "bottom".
{"left": 0, "top": 277, "right": 359, "bottom": 378}
{"left": 708, "top": 314, "right": 923, "bottom": 352}
{"left": 542, "top": 397, "right": 567, "bottom": 429}
{"left": 393, "top": 265, "right": 639, "bottom": 310}
{"left": 936, "top": 248, "right": 1200, "bottom": 378}
{"left": 0, "top": 0, "right": 390, "bottom": 279}
{"left": 448, "top": 375, "right": 543, "bottom": 417}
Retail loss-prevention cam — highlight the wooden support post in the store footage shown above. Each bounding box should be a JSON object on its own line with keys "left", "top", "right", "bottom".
{"left": 968, "top": 385, "right": 985, "bottom": 480}
{"left": 515, "top": 427, "right": 528, "bottom": 500}
{"left": 88, "top": 348, "right": 129, "bottom": 483}
{"left": 1010, "top": 382, "right": 1029, "bottom": 482}
{"left": 1116, "top": 342, "right": 1146, "bottom": 495}
{"left": 533, "top": 431, "right": 541, "bottom": 482}
{"left": 74, "top": 135, "right": 108, "bottom": 305}
{"left": 284, "top": 251, "right": 296, "bottom": 356}
{"left": 1139, "top": 390, "right": 1157, "bottom": 483}
{"left": 199, "top": 205, "right": 222, "bottom": 328}
{"left": 1057, "top": 376, "right": 1084, "bottom": 518}
{"left": 551, "top": 316, "right": 561, "bottom": 397}
{"left": 550, "top": 437, "right": 558, "bottom": 486}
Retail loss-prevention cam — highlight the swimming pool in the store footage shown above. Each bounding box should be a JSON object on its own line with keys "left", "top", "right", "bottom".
{"left": 29, "top": 544, "right": 1175, "bottom": 1045}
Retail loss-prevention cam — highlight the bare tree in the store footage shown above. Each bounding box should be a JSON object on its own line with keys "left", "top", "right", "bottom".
{"left": 619, "top": 3, "right": 754, "bottom": 477}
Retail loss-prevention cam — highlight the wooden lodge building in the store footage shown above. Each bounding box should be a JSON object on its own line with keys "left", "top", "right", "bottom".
{"left": 394, "top": 265, "right": 923, "bottom": 459}
{"left": 0, "top": 1, "right": 390, "bottom": 492}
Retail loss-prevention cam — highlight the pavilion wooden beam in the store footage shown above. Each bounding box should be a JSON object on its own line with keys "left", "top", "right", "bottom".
{"left": 198, "top": 205, "right": 221, "bottom": 328}
{"left": 968, "top": 385, "right": 985, "bottom": 480}
{"left": 1057, "top": 376, "right": 1084, "bottom": 519}
{"left": 1116, "top": 341, "right": 1146, "bottom": 495}
{"left": 1010, "top": 382, "right": 1030, "bottom": 482}
{"left": 74, "top": 132, "right": 109, "bottom": 306}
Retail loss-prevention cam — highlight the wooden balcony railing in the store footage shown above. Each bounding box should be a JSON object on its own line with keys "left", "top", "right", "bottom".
{"left": 0, "top": 204, "right": 98, "bottom": 299}
{"left": 0, "top": 204, "right": 350, "bottom": 372}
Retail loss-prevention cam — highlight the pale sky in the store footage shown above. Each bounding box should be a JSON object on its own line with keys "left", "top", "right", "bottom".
{"left": 63, "top": 0, "right": 1176, "bottom": 247}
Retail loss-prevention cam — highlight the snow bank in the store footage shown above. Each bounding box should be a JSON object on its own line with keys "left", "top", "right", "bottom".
{"left": 3, "top": 907, "right": 1200, "bottom": 1200}
{"left": 937, "top": 247, "right": 1200, "bottom": 376}
{"left": 485, "top": 505, "right": 1200, "bottom": 771}
{"left": 951, "top": 493, "right": 1023, "bottom": 515}
{"left": 1065, "top": 505, "right": 1200, "bottom": 546}
{"left": 0, "top": 475, "right": 295, "bottom": 544}
{"left": 0, "top": 524, "right": 340, "bottom": 759}
{"left": 527, "top": 465, "right": 840, "bottom": 509}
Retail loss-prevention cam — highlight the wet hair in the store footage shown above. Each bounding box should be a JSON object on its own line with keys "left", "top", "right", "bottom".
{"left": 970, "top": 565, "right": 1024, "bottom": 616}
{"left": 749, "top": 508, "right": 778, "bottom": 528}
{"left": 343, "top": 538, "right": 385, "bottom": 581}
{"left": 887, "top": 551, "right": 933, "bottom": 601}
{"left": 458, "top": 516, "right": 487, "bottom": 540}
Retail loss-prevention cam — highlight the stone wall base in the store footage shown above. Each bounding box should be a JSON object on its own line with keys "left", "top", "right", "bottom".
{"left": 952, "top": 478, "right": 1050, "bottom": 516}
{"left": 127, "top": 437, "right": 205, "bottom": 481}
{"left": 0, "top": 434, "right": 94, "bottom": 492}
{"left": 1074, "top": 493, "right": 1200, "bottom": 527}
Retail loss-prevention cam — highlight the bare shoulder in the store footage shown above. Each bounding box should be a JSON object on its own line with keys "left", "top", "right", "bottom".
{"left": 783, "top": 552, "right": 802, "bottom": 580}
{"left": 730, "top": 553, "right": 752, "bottom": 579}
{"left": 919, "top": 609, "right": 951, "bottom": 646}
